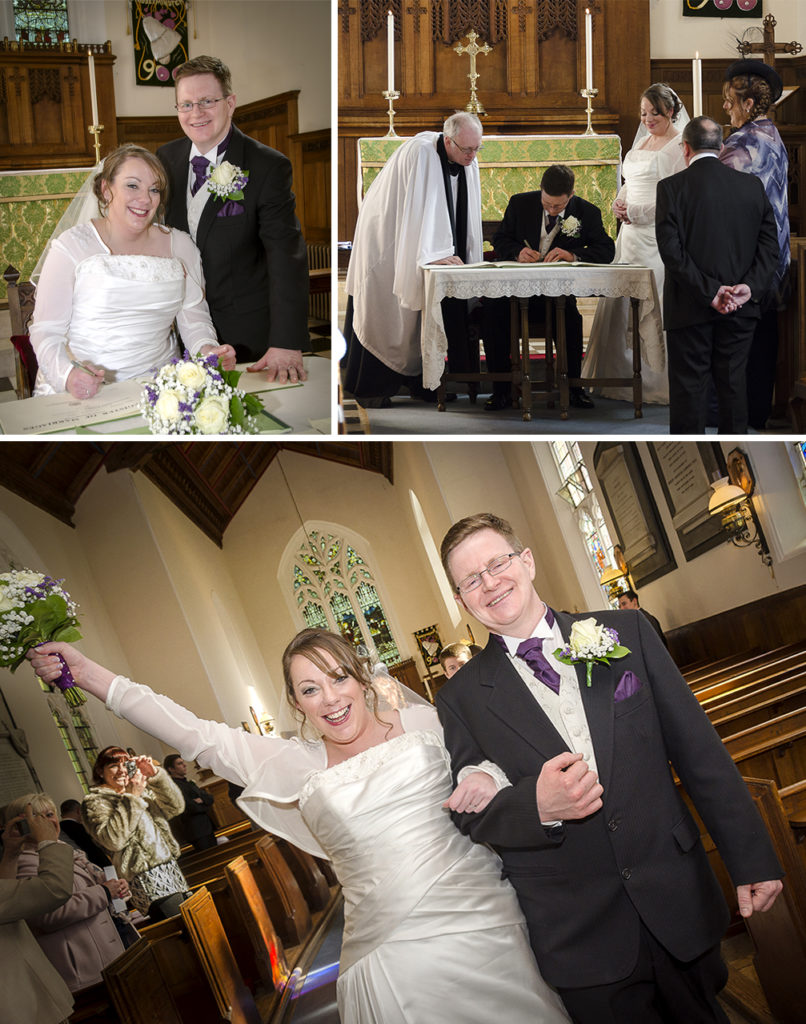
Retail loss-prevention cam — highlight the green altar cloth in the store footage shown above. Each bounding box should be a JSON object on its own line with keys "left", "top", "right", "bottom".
{"left": 0, "top": 167, "right": 93, "bottom": 303}
{"left": 357, "top": 134, "right": 622, "bottom": 239}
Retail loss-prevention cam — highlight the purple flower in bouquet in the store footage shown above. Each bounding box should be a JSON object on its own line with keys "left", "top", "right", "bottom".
{"left": 0, "top": 569, "right": 84, "bottom": 705}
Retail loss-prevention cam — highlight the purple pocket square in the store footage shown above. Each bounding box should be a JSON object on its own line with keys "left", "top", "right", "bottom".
{"left": 614, "top": 670, "right": 642, "bottom": 702}
{"left": 217, "top": 200, "right": 244, "bottom": 217}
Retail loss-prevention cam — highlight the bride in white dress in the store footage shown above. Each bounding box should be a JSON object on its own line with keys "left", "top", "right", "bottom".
{"left": 29, "top": 144, "right": 235, "bottom": 398}
{"left": 29, "top": 631, "right": 570, "bottom": 1024}
{"left": 582, "top": 84, "right": 688, "bottom": 404}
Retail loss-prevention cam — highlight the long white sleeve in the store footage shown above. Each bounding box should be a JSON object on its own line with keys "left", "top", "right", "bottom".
{"left": 170, "top": 230, "right": 220, "bottom": 352}
{"left": 29, "top": 233, "right": 83, "bottom": 392}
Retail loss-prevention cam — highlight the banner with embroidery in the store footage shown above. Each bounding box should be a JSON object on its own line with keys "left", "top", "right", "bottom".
{"left": 132, "top": 2, "right": 188, "bottom": 86}
{"left": 682, "top": 0, "right": 762, "bottom": 18}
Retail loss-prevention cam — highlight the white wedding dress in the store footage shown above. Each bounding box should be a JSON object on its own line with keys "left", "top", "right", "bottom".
{"left": 30, "top": 222, "right": 218, "bottom": 395}
{"left": 582, "top": 133, "right": 685, "bottom": 404}
{"left": 105, "top": 677, "right": 570, "bottom": 1024}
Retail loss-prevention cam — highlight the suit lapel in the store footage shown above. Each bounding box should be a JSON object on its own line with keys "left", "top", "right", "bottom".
{"left": 165, "top": 139, "right": 192, "bottom": 233}
{"left": 555, "top": 610, "right": 616, "bottom": 793}
{"left": 479, "top": 638, "right": 569, "bottom": 760}
{"left": 194, "top": 125, "right": 247, "bottom": 253}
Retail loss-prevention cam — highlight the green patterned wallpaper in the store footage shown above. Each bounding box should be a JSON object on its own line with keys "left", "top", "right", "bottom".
{"left": 0, "top": 170, "right": 91, "bottom": 304}
{"left": 358, "top": 134, "right": 622, "bottom": 239}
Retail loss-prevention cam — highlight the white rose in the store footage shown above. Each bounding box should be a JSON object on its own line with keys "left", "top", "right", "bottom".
{"left": 10, "top": 571, "right": 45, "bottom": 587}
{"left": 154, "top": 389, "right": 182, "bottom": 424}
{"left": 175, "top": 360, "right": 207, "bottom": 391}
{"left": 0, "top": 588, "right": 15, "bottom": 612}
{"left": 209, "top": 161, "right": 236, "bottom": 187}
{"left": 194, "top": 396, "right": 229, "bottom": 434}
{"left": 569, "top": 617, "right": 606, "bottom": 652}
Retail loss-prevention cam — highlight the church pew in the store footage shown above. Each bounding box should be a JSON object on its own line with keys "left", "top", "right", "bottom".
{"left": 176, "top": 817, "right": 255, "bottom": 858}
{"left": 739, "top": 779, "right": 806, "bottom": 1024}
{"left": 276, "top": 838, "right": 334, "bottom": 913}
{"left": 68, "top": 980, "right": 121, "bottom": 1024}
{"left": 700, "top": 667, "right": 806, "bottom": 720}
{"left": 684, "top": 641, "right": 806, "bottom": 688}
{"left": 255, "top": 835, "right": 313, "bottom": 947}
{"left": 180, "top": 887, "right": 262, "bottom": 1024}
{"left": 179, "top": 829, "right": 268, "bottom": 883}
{"left": 720, "top": 707, "right": 806, "bottom": 789}
{"left": 708, "top": 675, "right": 806, "bottom": 738}
{"left": 687, "top": 643, "right": 806, "bottom": 701}
{"left": 102, "top": 938, "right": 184, "bottom": 1024}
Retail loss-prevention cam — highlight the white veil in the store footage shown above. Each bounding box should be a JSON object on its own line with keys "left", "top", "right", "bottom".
{"left": 632, "top": 86, "right": 691, "bottom": 150}
{"left": 31, "top": 163, "right": 102, "bottom": 286}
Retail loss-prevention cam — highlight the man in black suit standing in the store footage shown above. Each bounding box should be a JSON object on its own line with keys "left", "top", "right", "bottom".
{"left": 655, "top": 117, "right": 778, "bottom": 433}
{"left": 483, "top": 164, "right": 614, "bottom": 410}
{"left": 437, "top": 512, "right": 782, "bottom": 1024}
{"left": 157, "top": 56, "right": 309, "bottom": 383}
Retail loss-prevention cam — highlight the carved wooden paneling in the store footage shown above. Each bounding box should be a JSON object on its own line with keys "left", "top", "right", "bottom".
{"left": 0, "top": 43, "right": 118, "bottom": 170}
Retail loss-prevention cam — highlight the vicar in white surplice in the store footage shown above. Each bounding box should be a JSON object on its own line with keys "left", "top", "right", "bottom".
{"left": 342, "top": 112, "right": 484, "bottom": 405}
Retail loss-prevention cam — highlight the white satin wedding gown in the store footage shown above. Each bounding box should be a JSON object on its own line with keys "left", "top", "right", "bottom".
{"left": 30, "top": 222, "right": 218, "bottom": 395}
{"left": 582, "top": 133, "right": 685, "bottom": 404}
{"left": 105, "top": 677, "right": 570, "bottom": 1024}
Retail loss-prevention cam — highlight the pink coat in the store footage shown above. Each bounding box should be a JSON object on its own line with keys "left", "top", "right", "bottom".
{"left": 16, "top": 843, "right": 124, "bottom": 992}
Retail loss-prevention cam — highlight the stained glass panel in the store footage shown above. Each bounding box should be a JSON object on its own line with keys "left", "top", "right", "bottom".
{"left": 13, "top": 0, "right": 69, "bottom": 36}
{"left": 356, "top": 582, "right": 400, "bottom": 665}
{"left": 50, "top": 707, "right": 89, "bottom": 791}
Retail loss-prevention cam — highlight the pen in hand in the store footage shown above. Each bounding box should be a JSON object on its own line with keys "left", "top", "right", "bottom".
{"left": 71, "top": 359, "right": 104, "bottom": 381}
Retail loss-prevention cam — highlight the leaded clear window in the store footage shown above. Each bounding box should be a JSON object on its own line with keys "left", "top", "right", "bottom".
{"left": 292, "top": 530, "right": 401, "bottom": 666}
{"left": 50, "top": 706, "right": 90, "bottom": 792}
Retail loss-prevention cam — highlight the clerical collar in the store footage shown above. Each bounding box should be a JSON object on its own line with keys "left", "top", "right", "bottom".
{"left": 437, "top": 134, "right": 462, "bottom": 176}
{"left": 492, "top": 605, "right": 556, "bottom": 655}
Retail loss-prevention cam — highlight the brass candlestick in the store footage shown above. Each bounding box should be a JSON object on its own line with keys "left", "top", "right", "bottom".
{"left": 381, "top": 90, "right": 400, "bottom": 138}
{"left": 88, "top": 124, "right": 104, "bottom": 164}
{"left": 454, "top": 31, "right": 492, "bottom": 115}
{"left": 580, "top": 88, "right": 598, "bottom": 136}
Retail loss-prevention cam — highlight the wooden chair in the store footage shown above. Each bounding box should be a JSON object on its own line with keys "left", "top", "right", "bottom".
{"left": 3, "top": 265, "right": 38, "bottom": 398}
{"left": 255, "top": 834, "right": 312, "bottom": 946}
{"left": 102, "top": 937, "right": 183, "bottom": 1024}
{"left": 180, "top": 886, "right": 261, "bottom": 1024}
{"left": 224, "top": 855, "right": 291, "bottom": 993}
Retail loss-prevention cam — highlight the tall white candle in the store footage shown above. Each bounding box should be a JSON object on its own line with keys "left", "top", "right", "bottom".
{"left": 585, "top": 8, "right": 593, "bottom": 93}
{"left": 387, "top": 10, "right": 394, "bottom": 93}
{"left": 692, "top": 51, "right": 703, "bottom": 118}
{"left": 87, "top": 51, "right": 99, "bottom": 126}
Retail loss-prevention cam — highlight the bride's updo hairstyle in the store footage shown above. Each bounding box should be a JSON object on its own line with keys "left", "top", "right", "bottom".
{"left": 641, "top": 83, "right": 682, "bottom": 123}
{"left": 282, "top": 628, "right": 380, "bottom": 737}
{"left": 93, "top": 144, "right": 169, "bottom": 224}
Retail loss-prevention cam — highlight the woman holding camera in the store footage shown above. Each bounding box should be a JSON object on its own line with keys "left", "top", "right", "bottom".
{"left": 81, "top": 746, "right": 191, "bottom": 922}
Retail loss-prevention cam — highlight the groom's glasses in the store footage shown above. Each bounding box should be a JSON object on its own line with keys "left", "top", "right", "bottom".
{"left": 456, "top": 553, "right": 520, "bottom": 594}
{"left": 175, "top": 97, "right": 227, "bottom": 113}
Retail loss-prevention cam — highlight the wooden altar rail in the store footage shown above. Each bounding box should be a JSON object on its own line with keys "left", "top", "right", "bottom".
{"left": 667, "top": 583, "right": 806, "bottom": 670}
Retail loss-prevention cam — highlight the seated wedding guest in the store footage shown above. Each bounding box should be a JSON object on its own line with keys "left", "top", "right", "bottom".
{"left": 439, "top": 641, "right": 476, "bottom": 679}
{"left": 720, "top": 60, "right": 789, "bottom": 431}
{"left": 29, "top": 143, "right": 235, "bottom": 399}
{"left": 157, "top": 55, "right": 309, "bottom": 381}
{"left": 655, "top": 117, "right": 778, "bottom": 434}
{"left": 163, "top": 754, "right": 217, "bottom": 851}
{"left": 583, "top": 84, "right": 688, "bottom": 404}
{"left": 58, "top": 799, "right": 110, "bottom": 869}
{"left": 81, "top": 746, "right": 191, "bottom": 922}
{"left": 482, "top": 164, "right": 615, "bottom": 411}
{"left": 7, "top": 793, "right": 126, "bottom": 993}
{"left": 0, "top": 801, "right": 74, "bottom": 1024}
{"left": 30, "top": 634, "right": 571, "bottom": 1024}
{"left": 342, "top": 112, "right": 484, "bottom": 405}
{"left": 617, "top": 588, "right": 668, "bottom": 647}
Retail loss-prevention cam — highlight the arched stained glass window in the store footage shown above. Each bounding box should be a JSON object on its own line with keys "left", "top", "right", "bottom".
{"left": 13, "top": 0, "right": 69, "bottom": 37}
{"left": 291, "top": 530, "right": 400, "bottom": 665}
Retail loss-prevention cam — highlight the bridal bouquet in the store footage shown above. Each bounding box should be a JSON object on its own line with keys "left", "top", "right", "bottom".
{"left": 140, "top": 352, "right": 265, "bottom": 435}
{"left": 0, "top": 569, "right": 85, "bottom": 706}
{"left": 554, "top": 617, "right": 630, "bottom": 687}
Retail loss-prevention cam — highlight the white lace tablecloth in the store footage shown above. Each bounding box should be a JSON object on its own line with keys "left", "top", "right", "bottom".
{"left": 421, "top": 262, "right": 658, "bottom": 391}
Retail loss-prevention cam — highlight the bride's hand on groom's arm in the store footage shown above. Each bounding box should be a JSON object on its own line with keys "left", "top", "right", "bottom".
{"left": 247, "top": 347, "right": 308, "bottom": 385}
{"left": 200, "top": 344, "right": 237, "bottom": 371}
{"left": 26, "top": 642, "right": 116, "bottom": 702}
{"left": 443, "top": 771, "right": 498, "bottom": 814}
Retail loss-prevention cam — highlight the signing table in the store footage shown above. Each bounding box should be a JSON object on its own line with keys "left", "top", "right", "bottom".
{"left": 421, "top": 262, "right": 660, "bottom": 420}
{"left": 0, "top": 355, "right": 332, "bottom": 435}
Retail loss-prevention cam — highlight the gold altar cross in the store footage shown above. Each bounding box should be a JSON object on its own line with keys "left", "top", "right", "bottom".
{"left": 454, "top": 30, "right": 493, "bottom": 115}
{"left": 737, "top": 12, "right": 802, "bottom": 67}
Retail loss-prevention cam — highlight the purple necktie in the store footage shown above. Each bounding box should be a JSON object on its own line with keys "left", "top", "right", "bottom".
{"left": 545, "top": 214, "right": 557, "bottom": 232}
{"left": 190, "top": 155, "right": 209, "bottom": 196}
{"left": 492, "top": 608, "right": 562, "bottom": 694}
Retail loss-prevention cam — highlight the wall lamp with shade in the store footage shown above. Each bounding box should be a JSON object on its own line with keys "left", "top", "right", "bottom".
{"left": 707, "top": 449, "right": 773, "bottom": 573}
{"left": 599, "top": 545, "right": 633, "bottom": 601}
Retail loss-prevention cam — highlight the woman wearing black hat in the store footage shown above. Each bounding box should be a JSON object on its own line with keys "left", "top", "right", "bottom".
{"left": 720, "top": 59, "right": 790, "bottom": 430}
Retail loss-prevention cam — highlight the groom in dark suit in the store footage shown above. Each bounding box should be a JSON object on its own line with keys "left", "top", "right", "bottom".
{"left": 655, "top": 117, "right": 777, "bottom": 433}
{"left": 437, "top": 513, "right": 782, "bottom": 1024}
{"left": 157, "top": 56, "right": 309, "bottom": 383}
{"left": 483, "top": 164, "right": 614, "bottom": 410}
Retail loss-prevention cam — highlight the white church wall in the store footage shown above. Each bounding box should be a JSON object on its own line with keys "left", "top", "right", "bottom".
{"left": 65, "top": 0, "right": 330, "bottom": 132}
{"left": 649, "top": 0, "right": 803, "bottom": 62}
